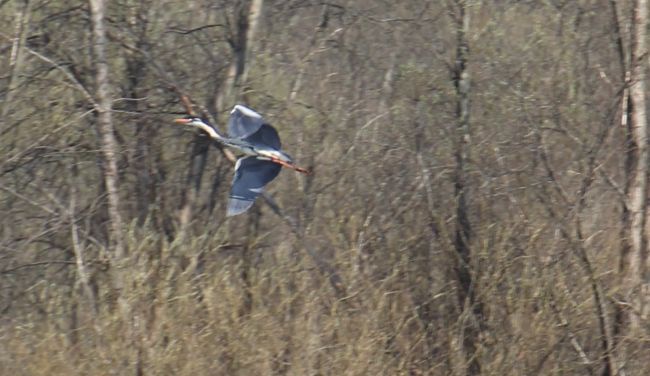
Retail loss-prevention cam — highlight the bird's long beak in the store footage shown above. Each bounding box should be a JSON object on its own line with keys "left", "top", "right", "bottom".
{"left": 174, "top": 118, "right": 191, "bottom": 124}
{"left": 270, "top": 157, "right": 311, "bottom": 174}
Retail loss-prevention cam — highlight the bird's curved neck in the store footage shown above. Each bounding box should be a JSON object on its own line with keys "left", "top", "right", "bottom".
{"left": 193, "top": 120, "right": 251, "bottom": 152}
{"left": 195, "top": 122, "right": 226, "bottom": 142}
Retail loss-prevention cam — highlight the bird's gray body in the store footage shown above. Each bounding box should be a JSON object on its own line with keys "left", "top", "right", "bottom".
{"left": 175, "top": 105, "right": 297, "bottom": 216}
{"left": 224, "top": 108, "right": 289, "bottom": 216}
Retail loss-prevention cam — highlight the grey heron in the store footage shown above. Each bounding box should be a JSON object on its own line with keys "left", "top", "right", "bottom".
{"left": 175, "top": 105, "right": 309, "bottom": 216}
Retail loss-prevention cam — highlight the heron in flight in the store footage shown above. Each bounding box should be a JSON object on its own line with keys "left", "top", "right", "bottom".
{"left": 175, "top": 105, "right": 309, "bottom": 216}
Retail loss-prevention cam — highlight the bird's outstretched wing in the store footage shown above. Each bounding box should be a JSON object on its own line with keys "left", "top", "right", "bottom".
{"left": 227, "top": 156, "right": 282, "bottom": 216}
{"left": 227, "top": 105, "right": 265, "bottom": 139}
{"left": 243, "top": 123, "right": 282, "bottom": 149}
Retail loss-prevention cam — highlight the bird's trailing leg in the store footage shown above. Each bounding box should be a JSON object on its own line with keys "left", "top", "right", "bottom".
{"left": 270, "top": 157, "right": 311, "bottom": 174}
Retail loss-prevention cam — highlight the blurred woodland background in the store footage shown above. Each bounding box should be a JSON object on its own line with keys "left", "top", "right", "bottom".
{"left": 2, "top": 0, "right": 650, "bottom": 374}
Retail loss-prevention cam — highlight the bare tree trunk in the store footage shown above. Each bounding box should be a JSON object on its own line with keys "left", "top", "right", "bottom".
{"left": 609, "top": 2, "right": 634, "bottom": 374}
{"left": 178, "top": 136, "right": 210, "bottom": 231}
{"left": 1, "top": 0, "right": 31, "bottom": 131}
{"left": 239, "top": 0, "right": 263, "bottom": 86}
{"left": 626, "top": 0, "right": 649, "bottom": 335}
{"left": 89, "top": 0, "right": 125, "bottom": 260}
{"left": 215, "top": 0, "right": 264, "bottom": 111}
{"left": 451, "top": 1, "right": 481, "bottom": 375}
{"left": 122, "top": 1, "right": 153, "bottom": 225}
{"left": 89, "top": 2, "right": 140, "bottom": 374}
{"left": 611, "top": 0, "right": 631, "bottom": 276}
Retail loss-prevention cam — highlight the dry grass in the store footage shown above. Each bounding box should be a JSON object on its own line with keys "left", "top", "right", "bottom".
{"left": 3, "top": 214, "right": 645, "bottom": 375}
{"left": 0, "top": 228, "right": 436, "bottom": 375}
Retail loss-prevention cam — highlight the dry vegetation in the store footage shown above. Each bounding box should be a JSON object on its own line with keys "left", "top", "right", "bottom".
{"left": 1, "top": 0, "right": 650, "bottom": 375}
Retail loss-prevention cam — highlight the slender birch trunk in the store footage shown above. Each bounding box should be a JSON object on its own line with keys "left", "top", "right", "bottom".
{"left": 627, "top": 0, "right": 648, "bottom": 334}
{"left": 89, "top": 0, "right": 125, "bottom": 259}
{"left": 1, "top": 0, "right": 31, "bottom": 123}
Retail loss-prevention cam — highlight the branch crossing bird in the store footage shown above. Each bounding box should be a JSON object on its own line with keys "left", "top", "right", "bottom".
{"left": 175, "top": 105, "right": 310, "bottom": 216}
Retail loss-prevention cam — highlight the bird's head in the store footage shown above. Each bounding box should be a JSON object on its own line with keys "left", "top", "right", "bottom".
{"left": 174, "top": 116, "right": 220, "bottom": 139}
{"left": 174, "top": 116, "right": 206, "bottom": 128}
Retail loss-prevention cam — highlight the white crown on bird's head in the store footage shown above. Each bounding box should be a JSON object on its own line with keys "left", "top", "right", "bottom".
{"left": 174, "top": 115, "right": 209, "bottom": 127}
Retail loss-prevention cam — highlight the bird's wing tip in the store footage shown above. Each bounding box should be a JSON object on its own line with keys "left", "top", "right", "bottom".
{"left": 227, "top": 197, "right": 255, "bottom": 216}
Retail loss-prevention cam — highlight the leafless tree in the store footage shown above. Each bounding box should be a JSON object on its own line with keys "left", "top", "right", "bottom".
{"left": 625, "top": 0, "right": 649, "bottom": 336}
{"left": 89, "top": 0, "right": 125, "bottom": 260}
